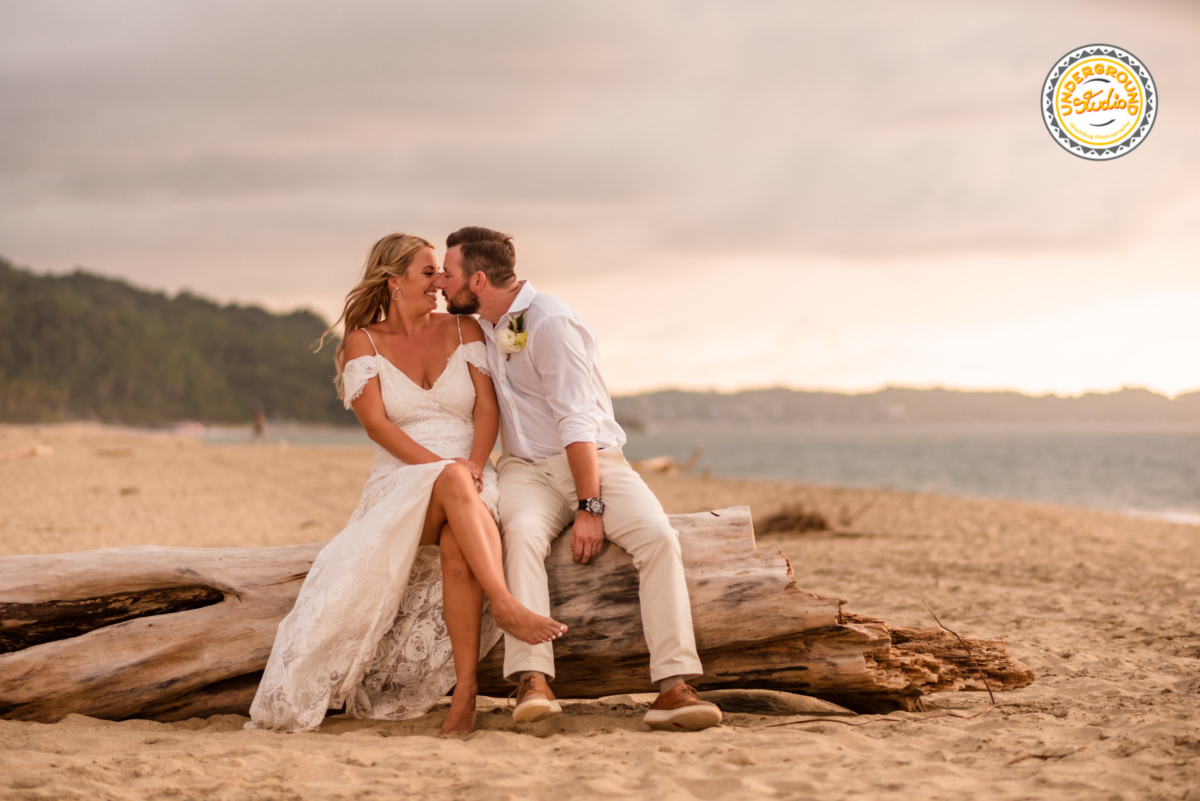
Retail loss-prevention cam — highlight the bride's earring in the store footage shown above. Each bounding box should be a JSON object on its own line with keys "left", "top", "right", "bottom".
{"left": 392, "top": 287, "right": 402, "bottom": 301}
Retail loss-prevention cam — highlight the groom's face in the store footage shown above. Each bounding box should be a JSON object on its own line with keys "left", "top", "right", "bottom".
{"left": 441, "top": 246, "right": 480, "bottom": 315}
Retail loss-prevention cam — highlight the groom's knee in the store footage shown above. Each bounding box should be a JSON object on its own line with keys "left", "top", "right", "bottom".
{"left": 499, "top": 514, "right": 556, "bottom": 562}
{"left": 625, "top": 520, "right": 682, "bottom": 571}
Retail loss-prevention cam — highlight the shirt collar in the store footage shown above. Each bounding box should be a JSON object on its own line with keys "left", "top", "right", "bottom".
{"left": 499, "top": 280, "right": 537, "bottom": 325}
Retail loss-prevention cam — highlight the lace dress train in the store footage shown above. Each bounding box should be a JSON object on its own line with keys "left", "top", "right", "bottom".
{"left": 248, "top": 337, "right": 501, "bottom": 733}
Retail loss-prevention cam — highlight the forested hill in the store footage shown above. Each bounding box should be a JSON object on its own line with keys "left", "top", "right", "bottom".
{"left": 0, "top": 258, "right": 351, "bottom": 425}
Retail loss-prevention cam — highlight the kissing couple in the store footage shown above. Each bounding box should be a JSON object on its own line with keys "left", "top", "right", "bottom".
{"left": 248, "top": 227, "right": 721, "bottom": 735}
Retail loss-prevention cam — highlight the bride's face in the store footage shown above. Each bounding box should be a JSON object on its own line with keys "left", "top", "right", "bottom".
{"left": 390, "top": 247, "right": 444, "bottom": 312}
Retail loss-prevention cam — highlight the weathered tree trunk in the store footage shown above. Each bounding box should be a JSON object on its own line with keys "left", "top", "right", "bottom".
{"left": 0, "top": 507, "right": 1032, "bottom": 722}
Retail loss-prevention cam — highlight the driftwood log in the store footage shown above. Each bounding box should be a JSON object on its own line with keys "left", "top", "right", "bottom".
{"left": 0, "top": 507, "right": 1033, "bottom": 722}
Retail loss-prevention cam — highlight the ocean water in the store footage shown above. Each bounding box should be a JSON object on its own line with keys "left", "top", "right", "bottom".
{"left": 200, "top": 421, "right": 1200, "bottom": 523}
{"left": 622, "top": 421, "right": 1200, "bottom": 524}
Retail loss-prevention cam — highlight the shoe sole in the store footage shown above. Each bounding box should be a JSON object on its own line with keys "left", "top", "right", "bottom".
{"left": 644, "top": 706, "right": 723, "bottom": 731}
{"left": 512, "top": 699, "right": 562, "bottom": 724}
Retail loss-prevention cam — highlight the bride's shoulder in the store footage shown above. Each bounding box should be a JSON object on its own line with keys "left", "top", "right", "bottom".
{"left": 455, "top": 315, "right": 486, "bottom": 344}
{"left": 342, "top": 327, "right": 377, "bottom": 360}
{"left": 433, "top": 313, "right": 485, "bottom": 344}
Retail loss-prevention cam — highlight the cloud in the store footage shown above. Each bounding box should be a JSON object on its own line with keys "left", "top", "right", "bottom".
{"left": 1, "top": 0, "right": 1198, "bottom": 392}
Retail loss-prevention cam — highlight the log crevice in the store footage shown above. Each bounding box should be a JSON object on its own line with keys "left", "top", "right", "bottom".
{"left": 0, "top": 587, "right": 225, "bottom": 654}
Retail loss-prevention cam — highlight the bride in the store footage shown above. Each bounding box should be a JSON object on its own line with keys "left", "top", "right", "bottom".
{"left": 248, "top": 233, "right": 566, "bottom": 735}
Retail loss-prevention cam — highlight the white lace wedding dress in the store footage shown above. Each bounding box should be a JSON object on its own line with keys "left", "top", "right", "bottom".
{"left": 248, "top": 327, "right": 502, "bottom": 733}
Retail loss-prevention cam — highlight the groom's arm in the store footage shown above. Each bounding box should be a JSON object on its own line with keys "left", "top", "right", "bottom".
{"left": 531, "top": 314, "right": 606, "bottom": 565}
{"left": 565, "top": 441, "right": 603, "bottom": 565}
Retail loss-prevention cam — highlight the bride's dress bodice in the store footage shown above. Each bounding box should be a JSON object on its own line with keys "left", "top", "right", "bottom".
{"left": 342, "top": 342, "right": 499, "bottom": 512}
{"left": 344, "top": 341, "right": 488, "bottom": 468}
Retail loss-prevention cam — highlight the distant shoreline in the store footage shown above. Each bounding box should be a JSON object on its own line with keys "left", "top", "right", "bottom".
{"left": 612, "top": 385, "right": 1200, "bottom": 428}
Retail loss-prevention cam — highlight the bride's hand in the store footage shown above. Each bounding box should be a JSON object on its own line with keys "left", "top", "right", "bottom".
{"left": 452, "top": 458, "right": 484, "bottom": 492}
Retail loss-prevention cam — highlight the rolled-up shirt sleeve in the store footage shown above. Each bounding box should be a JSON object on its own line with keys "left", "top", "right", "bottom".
{"left": 532, "top": 314, "right": 602, "bottom": 447}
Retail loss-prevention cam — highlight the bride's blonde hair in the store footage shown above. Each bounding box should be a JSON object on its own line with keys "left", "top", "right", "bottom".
{"left": 318, "top": 233, "right": 434, "bottom": 399}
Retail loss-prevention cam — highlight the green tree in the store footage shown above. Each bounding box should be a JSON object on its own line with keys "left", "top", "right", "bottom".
{"left": 0, "top": 258, "right": 353, "bottom": 425}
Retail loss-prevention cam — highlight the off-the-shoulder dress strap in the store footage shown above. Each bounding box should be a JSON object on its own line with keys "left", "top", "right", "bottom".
{"left": 462, "top": 341, "right": 491, "bottom": 377}
{"left": 456, "top": 316, "right": 463, "bottom": 345}
{"left": 362, "top": 329, "right": 379, "bottom": 355}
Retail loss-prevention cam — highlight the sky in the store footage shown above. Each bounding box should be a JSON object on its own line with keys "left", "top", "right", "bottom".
{"left": 2, "top": 0, "right": 1198, "bottom": 397}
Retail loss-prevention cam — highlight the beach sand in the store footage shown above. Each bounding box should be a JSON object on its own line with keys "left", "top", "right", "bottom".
{"left": 1, "top": 423, "right": 1198, "bottom": 800}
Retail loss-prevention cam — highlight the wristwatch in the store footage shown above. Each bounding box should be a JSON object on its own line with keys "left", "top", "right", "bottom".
{"left": 578, "top": 497, "right": 605, "bottom": 517}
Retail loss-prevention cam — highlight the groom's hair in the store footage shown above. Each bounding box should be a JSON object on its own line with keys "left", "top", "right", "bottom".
{"left": 446, "top": 227, "right": 516, "bottom": 287}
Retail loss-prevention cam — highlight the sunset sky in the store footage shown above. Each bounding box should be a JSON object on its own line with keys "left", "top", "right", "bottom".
{"left": 2, "top": 1, "right": 1198, "bottom": 396}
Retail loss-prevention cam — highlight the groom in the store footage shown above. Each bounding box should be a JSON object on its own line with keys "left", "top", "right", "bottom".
{"left": 440, "top": 226, "right": 722, "bottom": 731}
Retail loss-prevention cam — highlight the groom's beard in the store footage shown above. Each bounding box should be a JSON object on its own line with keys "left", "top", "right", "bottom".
{"left": 445, "top": 286, "right": 480, "bottom": 315}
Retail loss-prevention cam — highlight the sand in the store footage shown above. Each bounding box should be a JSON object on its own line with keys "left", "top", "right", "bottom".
{"left": 1, "top": 422, "right": 1198, "bottom": 800}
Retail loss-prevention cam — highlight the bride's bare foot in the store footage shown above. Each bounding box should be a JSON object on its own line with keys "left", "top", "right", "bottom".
{"left": 441, "top": 684, "right": 478, "bottom": 735}
{"left": 493, "top": 600, "right": 568, "bottom": 646}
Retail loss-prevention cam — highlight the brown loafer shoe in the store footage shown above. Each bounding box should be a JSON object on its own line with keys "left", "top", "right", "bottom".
{"left": 644, "top": 683, "right": 723, "bottom": 731}
{"left": 511, "top": 674, "right": 562, "bottom": 724}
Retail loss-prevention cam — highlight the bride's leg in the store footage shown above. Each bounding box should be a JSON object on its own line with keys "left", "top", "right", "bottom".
{"left": 427, "top": 462, "right": 567, "bottom": 646}
{"left": 439, "top": 525, "right": 482, "bottom": 735}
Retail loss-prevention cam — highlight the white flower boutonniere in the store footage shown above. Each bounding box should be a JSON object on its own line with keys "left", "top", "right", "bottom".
{"left": 496, "top": 313, "right": 528, "bottom": 361}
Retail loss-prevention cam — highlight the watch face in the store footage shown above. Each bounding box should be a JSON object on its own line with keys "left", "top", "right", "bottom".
{"left": 582, "top": 498, "right": 604, "bottom": 515}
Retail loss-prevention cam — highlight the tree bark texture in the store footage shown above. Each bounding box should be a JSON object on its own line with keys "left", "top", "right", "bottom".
{"left": 0, "top": 507, "right": 1033, "bottom": 722}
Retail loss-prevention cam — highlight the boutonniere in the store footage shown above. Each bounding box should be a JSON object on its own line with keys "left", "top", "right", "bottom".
{"left": 496, "top": 313, "right": 528, "bottom": 361}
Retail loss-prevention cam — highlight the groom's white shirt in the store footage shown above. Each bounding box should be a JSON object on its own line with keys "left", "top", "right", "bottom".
{"left": 477, "top": 281, "right": 626, "bottom": 460}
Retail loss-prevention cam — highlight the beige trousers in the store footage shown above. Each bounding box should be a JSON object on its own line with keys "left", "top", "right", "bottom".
{"left": 496, "top": 448, "right": 704, "bottom": 683}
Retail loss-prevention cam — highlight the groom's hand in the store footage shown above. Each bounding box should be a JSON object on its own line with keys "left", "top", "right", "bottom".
{"left": 571, "top": 511, "right": 605, "bottom": 565}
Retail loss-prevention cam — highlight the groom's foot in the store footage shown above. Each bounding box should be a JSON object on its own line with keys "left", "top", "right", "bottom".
{"left": 493, "top": 600, "right": 568, "bottom": 646}
{"left": 643, "top": 684, "right": 722, "bottom": 731}
{"left": 511, "top": 673, "right": 562, "bottom": 724}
